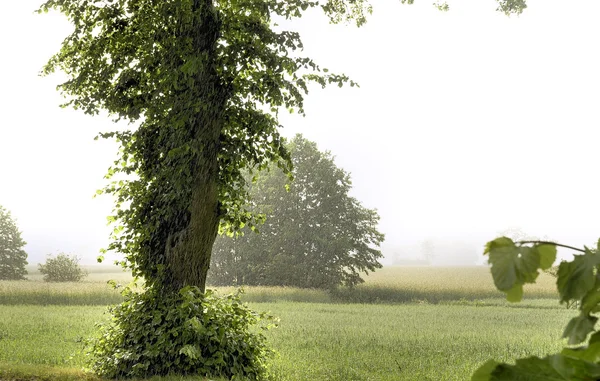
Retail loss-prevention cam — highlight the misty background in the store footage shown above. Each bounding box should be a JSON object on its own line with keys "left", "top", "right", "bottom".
{"left": 2, "top": 0, "right": 600, "bottom": 266}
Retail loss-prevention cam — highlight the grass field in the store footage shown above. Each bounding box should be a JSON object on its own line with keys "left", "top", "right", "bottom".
{"left": 3, "top": 265, "right": 559, "bottom": 306}
{"left": 0, "top": 266, "right": 571, "bottom": 380}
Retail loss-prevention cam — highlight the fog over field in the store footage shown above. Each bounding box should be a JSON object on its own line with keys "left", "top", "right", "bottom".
{"left": 2, "top": 0, "right": 600, "bottom": 265}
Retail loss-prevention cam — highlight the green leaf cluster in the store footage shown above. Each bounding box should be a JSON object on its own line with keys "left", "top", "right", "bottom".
{"left": 496, "top": 0, "right": 527, "bottom": 15}
{"left": 209, "top": 134, "right": 384, "bottom": 289}
{"left": 474, "top": 238, "right": 600, "bottom": 380}
{"left": 484, "top": 237, "right": 556, "bottom": 302}
{"left": 473, "top": 355, "right": 600, "bottom": 381}
{"left": 85, "top": 286, "right": 277, "bottom": 379}
{"left": 0, "top": 205, "right": 28, "bottom": 281}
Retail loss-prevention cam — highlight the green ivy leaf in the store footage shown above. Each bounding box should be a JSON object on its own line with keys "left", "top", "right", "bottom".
{"left": 563, "top": 314, "right": 598, "bottom": 345}
{"left": 179, "top": 344, "right": 200, "bottom": 360}
{"left": 581, "top": 284, "right": 600, "bottom": 314}
{"left": 484, "top": 236, "right": 514, "bottom": 255}
{"left": 486, "top": 237, "right": 518, "bottom": 291}
{"left": 515, "top": 246, "right": 540, "bottom": 284}
{"left": 562, "top": 342, "right": 600, "bottom": 363}
{"left": 488, "top": 354, "right": 600, "bottom": 380}
{"left": 471, "top": 359, "right": 499, "bottom": 381}
{"left": 506, "top": 283, "right": 524, "bottom": 303}
{"left": 516, "top": 246, "right": 539, "bottom": 275}
{"left": 537, "top": 244, "right": 557, "bottom": 270}
{"left": 589, "top": 331, "right": 600, "bottom": 345}
{"left": 557, "top": 254, "right": 598, "bottom": 304}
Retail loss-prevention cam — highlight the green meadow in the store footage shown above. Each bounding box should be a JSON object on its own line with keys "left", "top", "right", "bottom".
{"left": 0, "top": 266, "right": 574, "bottom": 380}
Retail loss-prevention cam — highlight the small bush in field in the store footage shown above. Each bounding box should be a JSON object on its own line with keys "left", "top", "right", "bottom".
{"left": 38, "top": 253, "right": 88, "bottom": 282}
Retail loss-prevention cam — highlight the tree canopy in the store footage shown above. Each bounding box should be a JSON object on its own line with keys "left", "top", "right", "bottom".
{"left": 0, "top": 205, "right": 28, "bottom": 281}
{"left": 209, "top": 134, "right": 384, "bottom": 289}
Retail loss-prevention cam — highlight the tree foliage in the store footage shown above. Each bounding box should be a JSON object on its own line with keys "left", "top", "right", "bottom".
{"left": 209, "top": 135, "right": 384, "bottom": 289}
{"left": 38, "top": 253, "right": 88, "bottom": 282}
{"left": 473, "top": 237, "right": 600, "bottom": 380}
{"left": 0, "top": 205, "right": 28, "bottom": 281}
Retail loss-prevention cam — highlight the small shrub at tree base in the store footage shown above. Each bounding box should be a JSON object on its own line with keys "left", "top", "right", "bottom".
{"left": 85, "top": 286, "right": 276, "bottom": 380}
{"left": 38, "top": 253, "right": 88, "bottom": 282}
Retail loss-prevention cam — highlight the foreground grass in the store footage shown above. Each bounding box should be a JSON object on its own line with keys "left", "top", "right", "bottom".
{"left": 264, "top": 302, "right": 570, "bottom": 381}
{"left": 0, "top": 301, "right": 573, "bottom": 381}
{"left": 0, "top": 307, "right": 225, "bottom": 381}
{"left": 0, "top": 363, "right": 99, "bottom": 381}
{"left": 0, "top": 266, "right": 566, "bottom": 380}
{"left": 0, "top": 306, "right": 102, "bottom": 366}
{"left": 0, "top": 363, "right": 223, "bottom": 381}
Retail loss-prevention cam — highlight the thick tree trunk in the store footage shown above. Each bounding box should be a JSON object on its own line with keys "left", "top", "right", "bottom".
{"left": 166, "top": 131, "right": 221, "bottom": 293}
{"left": 162, "top": 0, "right": 226, "bottom": 293}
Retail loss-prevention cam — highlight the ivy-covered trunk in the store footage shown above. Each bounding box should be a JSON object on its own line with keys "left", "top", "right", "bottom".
{"left": 40, "top": 0, "right": 397, "bottom": 377}
{"left": 162, "top": 0, "right": 225, "bottom": 293}
{"left": 165, "top": 128, "right": 222, "bottom": 293}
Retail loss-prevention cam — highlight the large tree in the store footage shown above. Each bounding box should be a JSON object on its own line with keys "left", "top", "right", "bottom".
{"left": 38, "top": 0, "right": 376, "bottom": 377}
{"left": 0, "top": 205, "right": 28, "bottom": 281}
{"left": 209, "top": 135, "right": 384, "bottom": 289}
{"left": 39, "top": 0, "right": 528, "bottom": 297}
{"left": 39, "top": 0, "right": 372, "bottom": 295}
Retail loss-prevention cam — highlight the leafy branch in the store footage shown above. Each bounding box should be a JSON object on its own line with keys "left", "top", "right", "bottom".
{"left": 517, "top": 241, "right": 586, "bottom": 254}
{"left": 474, "top": 237, "right": 600, "bottom": 380}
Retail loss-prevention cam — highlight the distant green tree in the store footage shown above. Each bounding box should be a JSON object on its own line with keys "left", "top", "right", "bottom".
{"left": 0, "top": 205, "right": 28, "bottom": 280}
{"left": 38, "top": 253, "right": 88, "bottom": 282}
{"left": 209, "top": 135, "right": 384, "bottom": 289}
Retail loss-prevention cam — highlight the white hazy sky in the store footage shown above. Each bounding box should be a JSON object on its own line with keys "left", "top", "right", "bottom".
{"left": 2, "top": 0, "right": 600, "bottom": 265}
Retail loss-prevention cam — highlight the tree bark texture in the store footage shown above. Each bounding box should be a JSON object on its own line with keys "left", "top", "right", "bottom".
{"left": 163, "top": 0, "right": 226, "bottom": 293}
